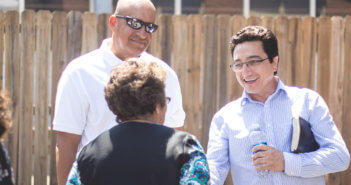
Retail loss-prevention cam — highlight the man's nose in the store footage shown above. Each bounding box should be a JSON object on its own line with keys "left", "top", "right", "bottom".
{"left": 241, "top": 63, "right": 252, "bottom": 73}
{"left": 135, "top": 26, "right": 148, "bottom": 39}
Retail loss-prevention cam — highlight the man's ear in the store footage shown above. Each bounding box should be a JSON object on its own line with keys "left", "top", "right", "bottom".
{"left": 273, "top": 56, "right": 279, "bottom": 72}
{"left": 109, "top": 15, "right": 117, "bottom": 30}
{"left": 155, "top": 104, "right": 166, "bottom": 124}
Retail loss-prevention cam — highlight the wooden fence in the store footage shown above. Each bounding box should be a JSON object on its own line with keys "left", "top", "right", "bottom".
{"left": 0, "top": 10, "right": 350, "bottom": 185}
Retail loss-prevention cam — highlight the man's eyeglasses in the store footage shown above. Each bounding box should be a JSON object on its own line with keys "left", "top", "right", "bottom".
{"left": 166, "top": 97, "right": 171, "bottom": 104}
{"left": 114, "top": 14, "right": 158, "bottom": 33}
{"left": 229, "top": 58, "right": 268, "bottom": 72}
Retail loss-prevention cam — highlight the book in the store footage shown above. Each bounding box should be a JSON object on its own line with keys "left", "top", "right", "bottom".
{"left": 291, "top": 117, "right": 320, "bottom": 153}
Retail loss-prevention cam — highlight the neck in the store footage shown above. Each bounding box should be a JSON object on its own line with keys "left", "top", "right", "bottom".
{"left": 250, "top": 77, "right": 279, "bottom": 103}
{"left": 107, "top": 38, "right": 141, "bottom": 61}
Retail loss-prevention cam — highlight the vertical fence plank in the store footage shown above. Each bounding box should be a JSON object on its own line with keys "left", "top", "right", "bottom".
{"left": 17, "top": 10, "right": 35, "bottom": 185}
{"left": 327, "top": 16, "right": 345, "bottom": 131}
{"left": 227, "top": 15, "right": 246, "bottom": 101}
{"left": 97, "top": 13, "right": 112, "bottom": 46}
{"left": 50, "top": 11, "right": 68, "bottom": 185}
{"left": 0, "top": 11, "right": 4, "bottom": 87}
{"left": 275, "top": 16, "right": 291, "bottom": 85}
{"left": 292, "top": 16, "right": 304, "bottom": 87}
{"left": 4, "top": 10, "right": 20, "bottom": 180}
{"left": 172, "top": 15, "right": 188, "bottom": 95}
{"left": 316, "top": 17, "right": 331, "bottom": 101}
{"left": 289, "top": 17, "right": 301, "bottom": 86}
{"left": 247, "top": 16, "right": 261, "bottom": 26}
{"left": 200, "top": 15, "right": 217, "bottom": 151}
{"left": 261, "top": 16, "right": 275, "bottom": 31}
{"left": 224, "top": 15, "right": 246, "bottom": 185}
{"left": 67, "top": 11, "right": 82, "bottom": 62}
{"left": 34, "top": 10, "right": 51, "bottom": 185}
{"left": 153, "top": 14, "right": 173, "bottom": 66}
{"left": 81, "top": 12, "right": 97, "bottom": 54}
{"left": 301, "top": 17, "right": 317, "bottom": 89}
{"left": 185, "top": 14, "right": 202, "bottom": 141}
{"left": 216, "top": 15, "right": 231, "bottom": 109}
{"left": 341, "top": 15, "right": 351, "bottom": 185}
{"left": 148, "top": 14, "right": 160, "bottom": 57}
{"left": 325, "top": 16, "right": 345, "bottom": 185}
{"left": 172, "top": 14, "right": 189, "bottom": 131}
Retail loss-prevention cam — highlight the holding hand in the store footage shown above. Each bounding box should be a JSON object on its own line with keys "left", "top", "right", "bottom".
{"left": 251, "top": 144, "right": 285, "bottom": 172}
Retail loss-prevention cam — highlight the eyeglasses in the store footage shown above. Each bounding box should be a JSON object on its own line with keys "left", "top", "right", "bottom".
{"left": 229, "top": 58, "right": 268, "bottom": 72}
{"left": 114, "top": 14, "right": 158, "bottom": 33}
{"left": 166, "top": 97, "right": 171, "bottom": 104}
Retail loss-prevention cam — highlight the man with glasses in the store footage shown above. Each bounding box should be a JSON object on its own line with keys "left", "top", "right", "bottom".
{"left": 53, "top": 0, "right": 185, "bottom": 184}
{"left": 206, "top": 26, "right": 350, "bottom": 185}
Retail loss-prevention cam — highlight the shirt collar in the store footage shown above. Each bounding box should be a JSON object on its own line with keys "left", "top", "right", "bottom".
{"left": 241, "top": 78, "right": 287, "bottom": 105}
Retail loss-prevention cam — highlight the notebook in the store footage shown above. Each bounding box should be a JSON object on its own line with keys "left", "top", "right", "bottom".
{"left": 291, "top": 117, "right": 320, "bottom": 153}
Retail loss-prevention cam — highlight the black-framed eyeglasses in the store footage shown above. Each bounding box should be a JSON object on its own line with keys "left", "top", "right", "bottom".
{"left": 166, "top": 97, "right": 171, "bottom": 104}
{"left": 229, "top": 58, "right": 268, "bottom": 72}
{"left": 114, "top": 14, "right": 158, "bottom": 33}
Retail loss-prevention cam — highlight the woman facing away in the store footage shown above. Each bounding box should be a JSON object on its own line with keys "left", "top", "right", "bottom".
{"left": 0, "top": 92, "right": 14, "bottom": 184}
{"left": 66, "top": 58, "right": 209, "bottom": 185}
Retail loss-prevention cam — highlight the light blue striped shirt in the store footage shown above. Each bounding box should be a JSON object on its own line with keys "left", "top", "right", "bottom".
{"left": 207, "top": 79, "right": 350, "bottom": 185}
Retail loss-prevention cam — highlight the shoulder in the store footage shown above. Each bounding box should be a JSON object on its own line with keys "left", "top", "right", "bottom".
{"left": 214, "top": 98, "right": 243, "bottom": 118}
{"left": 64, "top": 49, "right": 103, "bottom": 75}
{"left": 284, "top": 85, "right": 322, "bottom": 104}
{"left": 140, "top": 52, "right": 177, "bottom": 76}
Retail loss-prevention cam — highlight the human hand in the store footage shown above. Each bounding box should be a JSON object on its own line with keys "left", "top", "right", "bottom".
{"left": 251, "top": 144, "right": 285, "bottom": 172}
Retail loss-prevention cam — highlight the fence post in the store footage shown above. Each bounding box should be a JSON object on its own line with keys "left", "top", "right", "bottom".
{"left": 172, "top": 14, "right": 188, "bottom": 97}
{"left": 341, "top": 15, "right": 351, "bottom": 185}
{"left": 316, "top": 16, "right": 331, "bottom": 102}
{"left": 67, "top": 11, "right": 82, "bottom": 62}
{"left": 156, "top": 14, "right": 173, "bottom": 66}
{"left": 50, "top": 11, "right": 68, "bottom": 185}
{"left": 34, "top": 10, "right": 51, "bottom": 185}
{"left": 185, "top": 14, "right": 203, "bottom": 141}
{"left": 301, "top": 17, "right": 317, "bottom": 89}
{"left": 216, "top": 15, "right": 231, "bottom": 109}
{"left": 261, "top": 16, "right": 275, "bottom": 31}
{"left": 4, "top": 10, "right": 20, "bottom": 180}
{"left": 97, "top": 13, "right": 112, "bottom": 46}
{"left": 200, "top": 14, "right": 217, "bottom": 151}
{"left": 0, "top": 11, "right": 4, "bottom": 87}
{"left": 81, "top": 12, "right": 98, "bottom": 54}
{"left": 18, "top": 10, "right": 35, "bottom": 185}
{"left": 326, "top": 16, "right": 345, "bottom": 185}
{"left": 275, "top": 16, "right": 291, "bottom": 85}
{"left": 288, "top": 17, "right": 301, "bottom": 86}
{"left": 227, "top": 15, "right": 246, "bottom": 101}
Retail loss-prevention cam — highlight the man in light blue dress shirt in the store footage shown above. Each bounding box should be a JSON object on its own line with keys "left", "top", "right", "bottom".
{"left": 206, "top": 26, "right": 350, "bottom": 185}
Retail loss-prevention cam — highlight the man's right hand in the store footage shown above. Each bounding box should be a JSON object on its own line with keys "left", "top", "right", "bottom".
{"left": 56, "top": 131, "right": 81, "bottom": 185}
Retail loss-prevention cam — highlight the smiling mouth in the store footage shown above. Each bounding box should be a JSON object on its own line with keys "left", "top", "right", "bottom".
{"left": 243, "top": 77, "right": 258, "bottom": 83}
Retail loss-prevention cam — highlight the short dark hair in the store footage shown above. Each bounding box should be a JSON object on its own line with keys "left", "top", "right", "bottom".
{"left": 104, "top": 58, "right": 166, "bottom": 123}
{"left": 0, "top": 92, "right": 11, "bottom": 139}
{"left": 230, "top": 26, "right": 278, "bottom": 75}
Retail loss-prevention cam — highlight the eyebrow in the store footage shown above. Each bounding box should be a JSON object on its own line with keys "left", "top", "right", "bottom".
{"left": 234, "top": 55, "right": 263, "bottom": 62}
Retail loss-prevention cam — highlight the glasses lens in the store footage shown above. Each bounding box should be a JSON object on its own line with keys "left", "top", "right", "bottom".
{"left": 234, "top": 63, "right": 243, "bottom": 71}
{"left": 166, "top": 97, "right": 171, "bottom": 104}
{"left": 146, "top": 24, "right": 158, "bottom": 33}
{"left": 126, "top": 18, "right": 142, "bottom": 30}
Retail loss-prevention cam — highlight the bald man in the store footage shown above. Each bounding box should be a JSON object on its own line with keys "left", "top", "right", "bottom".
{"left": 53, "top": 1, "right": 185, "bottom": 184}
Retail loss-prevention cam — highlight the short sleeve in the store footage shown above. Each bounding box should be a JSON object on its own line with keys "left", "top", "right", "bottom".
{"left": 53, "top": 65, "right": 89, "bottom": 135}
{"left": 66, "top": 161, "right": 82, "bottom": 185}
{"left": 179, "top": 138, "right": 210, "bottom": 185}
{"left": 164, "top": 69, "right": 186, "bottom": 127}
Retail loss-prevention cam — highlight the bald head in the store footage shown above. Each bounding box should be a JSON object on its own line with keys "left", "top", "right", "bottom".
{"left": 115, "top": 0, "right": 156, "bottom": 15}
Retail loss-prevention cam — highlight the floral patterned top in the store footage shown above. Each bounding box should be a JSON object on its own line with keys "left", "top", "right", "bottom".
{"left": 0, "top": 142, "right": 14, "bottom": 185}
{"left": 67, "top": 140, "right": 209, "bottom": 185}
